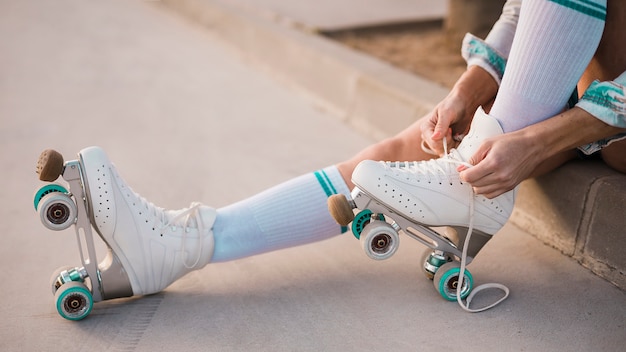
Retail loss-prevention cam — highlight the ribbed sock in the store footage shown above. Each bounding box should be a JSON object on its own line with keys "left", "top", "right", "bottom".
{"left": 489, "top": 0, "right": 606, "bottom": 132}
{"left": 211, "top": 166, "right": 350, "bottom": 262}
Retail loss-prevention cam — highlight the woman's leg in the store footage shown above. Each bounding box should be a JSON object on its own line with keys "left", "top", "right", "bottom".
{"left": 601, "top": 139, "right": 626, "bottom": 173}
{"left": 337, "top": 116, "right": 436, "bottom": 189}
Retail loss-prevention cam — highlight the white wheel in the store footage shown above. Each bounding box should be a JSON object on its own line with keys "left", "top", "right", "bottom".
{"left": 38, "top": 192, "right": 76, "bottom": 231}
{"left": 360, "top": 220, "right": 399, "bottom": 260}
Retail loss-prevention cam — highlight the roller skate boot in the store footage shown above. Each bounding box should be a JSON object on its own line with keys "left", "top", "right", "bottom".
{"left": 34, "top": 146, "right": 216, "bottom": 320}
{"left": 328, "top": 107, "right": 514, "bottom": 305}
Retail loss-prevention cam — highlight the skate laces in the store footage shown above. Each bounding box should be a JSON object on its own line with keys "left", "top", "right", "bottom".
{"left": 456, "top": 186, "right": 510, "bottom": 313}
{"left": 432, "top": 138, "right": 510, "bottom": 313}
{"left": 162, "top": 202, "right": 209, "bottom": 269}
{"left": 384, "top": 138, "right": 473, "bottom": 184}
{"left": 136, "top": 193, "right": 209, "bottom": 269}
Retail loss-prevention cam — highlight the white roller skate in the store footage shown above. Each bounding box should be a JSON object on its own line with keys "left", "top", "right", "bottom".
{"left": 34, "top": 147, "right": 216, "bottom": 320}
{"left": 328, "top": 107, "right": 514, "bottom": 309}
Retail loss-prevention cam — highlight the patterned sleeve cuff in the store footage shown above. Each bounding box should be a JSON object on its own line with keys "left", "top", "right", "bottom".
{"left": 576, "top": 77, "right": 626, "bottom": 128}
{"left": 461, "top": 33, "right": 507, "bottom": 85}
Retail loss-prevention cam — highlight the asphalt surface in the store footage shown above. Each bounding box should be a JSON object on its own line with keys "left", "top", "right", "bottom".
{"left": 1, "top": 1, "right": 625, "bottom": 351}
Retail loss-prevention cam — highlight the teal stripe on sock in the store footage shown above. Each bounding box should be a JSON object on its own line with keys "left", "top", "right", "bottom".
{"left": 314, "top": 170, "right": 348, "bottom": 234}
{"left": 314, "top": 170, "right": 333, "bottom": 197}
{"left": 320, "top": 170, "right": 338, "bottom": 194}
{"left": 548, "top": 0, "right": 606, "bottom": 20}
{"left": 575, "top": 0, "right": 607, "bottom": 12}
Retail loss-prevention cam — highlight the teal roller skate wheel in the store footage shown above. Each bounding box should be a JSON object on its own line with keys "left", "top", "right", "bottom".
{"left": 54, "top": 281, "right": 93, "bottom": 321}
{"left": 433, "top": 262, "right": 473, "bottom": 301}
{"left": 351, "top": 210, "right": 384, "bottom": 240}
{"left": 34, "top": 184, "right": 68, "bottom": 211}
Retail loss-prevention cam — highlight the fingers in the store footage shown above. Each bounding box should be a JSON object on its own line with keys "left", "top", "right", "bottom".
{"left": 422, "top": 114, "right": 454, "bottom": 156}
{"left": 431, "top": 122, "right": 449, "bottom": 141}
{"left": 458, "top": 143, "right": 513, "bottom": 199}
{"left": 423, "top": 128, "right": 453, "bottom": 156}
{"left": 421, "top": 97, "right": 471, "bottom": 156}
{"left": 460, "top": 169, "right": 515, "bottom": 198}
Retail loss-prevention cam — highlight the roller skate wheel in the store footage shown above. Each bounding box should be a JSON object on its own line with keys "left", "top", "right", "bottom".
{"left": 38, "top": 192, "right": 77, "bottom": 231}
{"left": 433, "top": 262, "right": 473, "bottom": 301}
{"left": 351, "top": 210, "right": 384, "bottom": 240}
{"left": 327, "top": 194, "right": 354, "bottom": 226}
{"left": 33, "top": 184, "right": 69, "bottom": 211}
{"left": 360, "top": 220, "right": 399, "bottom": 260}
{"left": 54, "top": 281, "right": 93, "bottom": 321}
{"left": 37, "top": 149, "right": 64, "bottom": 182}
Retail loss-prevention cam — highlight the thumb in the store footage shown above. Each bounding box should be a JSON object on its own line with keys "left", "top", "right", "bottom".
{"left": 432, "top": 121, "right": 450, "bottom": 141}
{"left": 458, "top": 145, "right": 488, "bottom": 181}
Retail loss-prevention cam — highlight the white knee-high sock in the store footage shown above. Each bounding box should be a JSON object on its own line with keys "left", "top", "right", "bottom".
{"left": 211, "top": 166, "right": 350, "bottom": 262}
{"left": 489, "top": 0, "right": 606, "bottom": 132}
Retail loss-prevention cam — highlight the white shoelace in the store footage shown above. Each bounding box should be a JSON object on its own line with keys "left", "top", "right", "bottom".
{"left": 162, "top": 202, "right": 208, "bottom": 269}
{"left": 137, "top": 194, "right": 208, "bottom": 269}
{"left": 457, "top": 190, "right": 510, "bottom": 313}
{"left": 395, "top": 138, "right": 510, "bottom": 312}
{"left": 440, "top": 139, "right": 509, "bottom": 313}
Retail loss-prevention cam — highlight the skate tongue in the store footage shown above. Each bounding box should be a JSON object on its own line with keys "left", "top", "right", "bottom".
{"left": 455, "top": 107, "right": 505, "bottom": 162}
{"left": 455, "top": 144, "right": 473, "bottom": 163}
{"left": 445, "top": 149, "right": 473, "bottom": 170}
{"left": 448, "top": 148, "right": 466, "bottom": 163}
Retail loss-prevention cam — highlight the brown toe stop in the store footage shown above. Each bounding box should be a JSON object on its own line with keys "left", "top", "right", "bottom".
{"left": 327, "top": 194, "right": 355, "bottom": 227}
{"left": 37, "top": 149, "right": 64, "bottom": 182}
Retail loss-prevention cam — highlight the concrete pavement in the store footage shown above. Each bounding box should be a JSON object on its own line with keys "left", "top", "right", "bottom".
{"left": 1, "top": 0, "right": 625, "bottom": 351}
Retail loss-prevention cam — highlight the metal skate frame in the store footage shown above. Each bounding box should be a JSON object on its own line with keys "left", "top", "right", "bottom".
{"left": 59, "top": 159, "right": 133, "bottom": 302}
{"left": 350, "top": 187, "right": 492, "bottom": 264}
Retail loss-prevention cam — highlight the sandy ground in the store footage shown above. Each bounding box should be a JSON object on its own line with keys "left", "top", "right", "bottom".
{"left": 328, "top": 21, "right": 466, "bottom": 89}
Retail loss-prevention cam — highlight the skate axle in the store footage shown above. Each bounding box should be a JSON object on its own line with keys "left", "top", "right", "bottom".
{"left": 52, "top": 267, "right": 88, "bottom": 292}
{"left": 423, "top": 251, "right": 451, "bottom": 279}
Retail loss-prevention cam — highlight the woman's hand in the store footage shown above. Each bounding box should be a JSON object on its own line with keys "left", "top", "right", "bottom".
{"left": 421, "top": 66, "right": 498, "bottom": 156}
{"left": 457, "top": 130, "right": 542, "bottom": 198}
{"left": 421, "top": 95, "right": 473, "bottom": 156}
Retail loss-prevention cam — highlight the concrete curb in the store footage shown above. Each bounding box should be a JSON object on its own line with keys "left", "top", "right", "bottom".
{"left": 511, "top": 161, "right": 626, "bottom": 289}
{"left": 161, "top": 0, "right": 626, "bottom": 291}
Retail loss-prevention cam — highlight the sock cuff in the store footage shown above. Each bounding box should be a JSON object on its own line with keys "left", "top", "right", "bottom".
{"left": 547, "top": 0, "right": 606, "bottom": 20}
{"left": 313, "top": 166, "right": 350, "bottom": 198}
{"left": 314, "top": 166, "right": 350, "bottom": 233}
